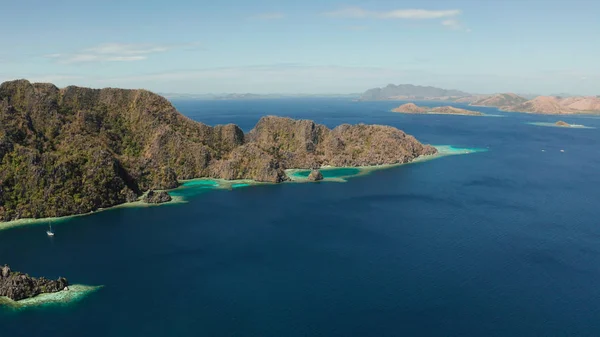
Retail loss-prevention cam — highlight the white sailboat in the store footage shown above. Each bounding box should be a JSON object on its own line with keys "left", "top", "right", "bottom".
{"left": 46, "top": 223, "right": 55, "bottom": 237}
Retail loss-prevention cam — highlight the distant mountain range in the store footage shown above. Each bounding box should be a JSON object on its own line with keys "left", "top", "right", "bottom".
{"left": 161, "top": 84, "right": 600, "bottom": 114}
{"left": 358, "top": 84, "right": 600, "bottom": 114}
{"left": 359, "top": 84, "right": 470, "bottom": 101}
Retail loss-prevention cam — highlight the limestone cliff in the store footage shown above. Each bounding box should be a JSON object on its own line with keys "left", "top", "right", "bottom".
{"left": 0, "top": 80, "right": 436, "bottom": 221}
{"left": 0, "top": 265, "right": 68, "bottom": 301}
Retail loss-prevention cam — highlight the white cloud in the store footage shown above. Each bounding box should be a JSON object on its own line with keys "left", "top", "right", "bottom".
{"left": 441, "top": 19, "right": 470, "bottom": 31}
{"left": 252, "top": 12, "right": 285, "bottom": 20}
{"left": 44, "top": 43, "right": 180, "bottom": 64}
{"left": 324, "top": 7, "right": 461, "bottom": 19}
{"left": 442, "top": 19, "right": 460, "bottom": 29}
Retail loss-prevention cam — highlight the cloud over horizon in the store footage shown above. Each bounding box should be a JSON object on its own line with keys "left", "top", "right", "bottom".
{"left": 324, "top": 7, "right": 461, "bottom": 20}
{"left": 44, "top": 43, "right": 184, "bottom": 64}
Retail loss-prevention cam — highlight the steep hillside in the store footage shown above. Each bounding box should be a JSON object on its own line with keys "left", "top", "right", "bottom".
{"left": 0, "top": 80, "right": 436, "bottom": 221}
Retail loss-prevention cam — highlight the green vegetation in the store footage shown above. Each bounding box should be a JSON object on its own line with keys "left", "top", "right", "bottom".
{"left": 0, "top": 80, "right": 435, "bottom": 222}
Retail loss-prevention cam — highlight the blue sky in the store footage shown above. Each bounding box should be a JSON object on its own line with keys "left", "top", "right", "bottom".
{"left": 1, "top": 0, "right": 598, "bottom": 94}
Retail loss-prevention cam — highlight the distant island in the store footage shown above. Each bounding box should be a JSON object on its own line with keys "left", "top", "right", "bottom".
{"left": 0, "top": 80, "right": 436, "bottom": 222}
{"left": 359, "top": 84, "right": 600, "bottom": 115}
{"left": 359, "top": 84, "right": 470, "bottom": 101}
{"left": 467, "top": 93, "right": 600, "bottom": 114}
{"left": 527, "top": 120, "right": 593, "bottom": 129}
{"left": 502, "top": 96, "right": 600, "bottom": 114}
{"left": 392, "top": 103, "right": 484, "bottom": 116}
{"left": 470, "top": 93, "right": 528, "bottom": 107}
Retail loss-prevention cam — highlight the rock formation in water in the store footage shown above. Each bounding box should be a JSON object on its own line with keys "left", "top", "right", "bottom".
{"left": 0, "top": 265, "right": 69, "bottom": 301}
{"left": 307, "top": 169, "right": 324, "bottom": 181}
{"left": 392, "top": 103, "right": 483, "bottom": 116}
{"left": 503, "top": 96, "right": 600, "bottom": 114}
{"left": 0, "top": 80, "right": 436, "bottom": 221}
{"left": 555, "top": 121, "right": 571, "bottom": 127}
{"left": 470, "top": 93, "right": 528, "bottom": 107}
{"left": 143, "top": 190, "right": 172, "bottom": 204}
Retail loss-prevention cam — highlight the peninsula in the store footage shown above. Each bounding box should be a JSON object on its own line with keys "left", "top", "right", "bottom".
{"left": 392, "top": 103, "right": 484, "bottom": 116}
{"left": 0, "top": 80, "right": 437, "bottom": 222}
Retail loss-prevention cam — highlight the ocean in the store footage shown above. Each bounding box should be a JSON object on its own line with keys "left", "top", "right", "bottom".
{"left": 1, "top": 98, "right": 600, "bottom": 336}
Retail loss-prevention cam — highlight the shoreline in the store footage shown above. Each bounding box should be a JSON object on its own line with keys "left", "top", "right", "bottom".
{"left": 0, "top": 145, "right": 485, "bottom": 231}
{"left": 0, "top": 284, "right": 102, "bottom": 310}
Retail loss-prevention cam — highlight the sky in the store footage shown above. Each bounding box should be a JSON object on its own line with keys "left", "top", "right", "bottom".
{"left": 1, "top": 0, "right": 599, "bottom": 95}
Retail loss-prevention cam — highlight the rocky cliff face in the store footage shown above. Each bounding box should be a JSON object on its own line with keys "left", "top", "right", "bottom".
{"left": 0, "top": 80, "right": 436, "bottom": 221}
{"left": 0, "top": 265, "right": 69, "bottom": 301}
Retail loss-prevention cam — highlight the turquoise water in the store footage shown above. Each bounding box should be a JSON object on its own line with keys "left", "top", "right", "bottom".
{"left": 169, "top": 179, "right": 220, "bottom": 198}
{"left": 290, "top": 167, "right": 361, "bottom": 179}
{"left": 3, "top": 99, "right": 600, "bottom": 336}
{"left": 231, "top": 183, "right": 250, "bottom": 188}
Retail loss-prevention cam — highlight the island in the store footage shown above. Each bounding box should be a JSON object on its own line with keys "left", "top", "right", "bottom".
{"left": 359, "top": 84, "right": 470, "bottom": 101}
{"left": 503, "top": 96, "right": 600, "bottom": 114}
{"left": 0, "top": 265, "right": 68, "bottom": 301}
{"left": 0, "top": 80, "right": 437, "bottom": 222}
{"left": 470, "top": 93, "right": 528, "bottom": 107}
{"left": 526, "top": 120, "right": 593, "bottom": 129}
{"left": 392, "top": 103, "right": 484, "bottom": 116}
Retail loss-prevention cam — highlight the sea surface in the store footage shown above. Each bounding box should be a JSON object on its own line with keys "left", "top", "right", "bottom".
{"left": 2, "top": 99, "right": 600, "bottom": 336}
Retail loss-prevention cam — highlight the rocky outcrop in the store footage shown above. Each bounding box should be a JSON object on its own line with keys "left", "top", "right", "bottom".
{"left": 392, "top": 103, "right": 426, "bottom": 113}
{"left": 393, "top": 104, "right": 483, "bottom": 116}
{"left": 0, "top": 80, "right": 437, "bottom": 221}
{"left": 0, "top": 265, "right": 69, "bottom": 301}
{"left": 143, "top": 190, "right": 172, "bottom": 204}
{"left": 555, "top": 121, "right": 571, "bottom": 127}
{"left": 307, "top": 170, "right": 324, "bottom": 181}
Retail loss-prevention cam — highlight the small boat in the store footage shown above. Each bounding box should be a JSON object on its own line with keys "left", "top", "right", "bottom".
{"left": 46, "top": 224, "right": 55, "bottom": 237}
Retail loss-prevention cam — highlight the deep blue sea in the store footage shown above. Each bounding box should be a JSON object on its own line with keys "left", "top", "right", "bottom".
{"left": 2, "top": 99, "right": 600, "bottom": 336}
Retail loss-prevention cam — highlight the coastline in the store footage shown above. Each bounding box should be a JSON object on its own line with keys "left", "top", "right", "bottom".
{"left": 0, "top": 284, "right": 102, "bottom": 310}
{"left": 0, "top": 145, "right": 485, "bottom": 231}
